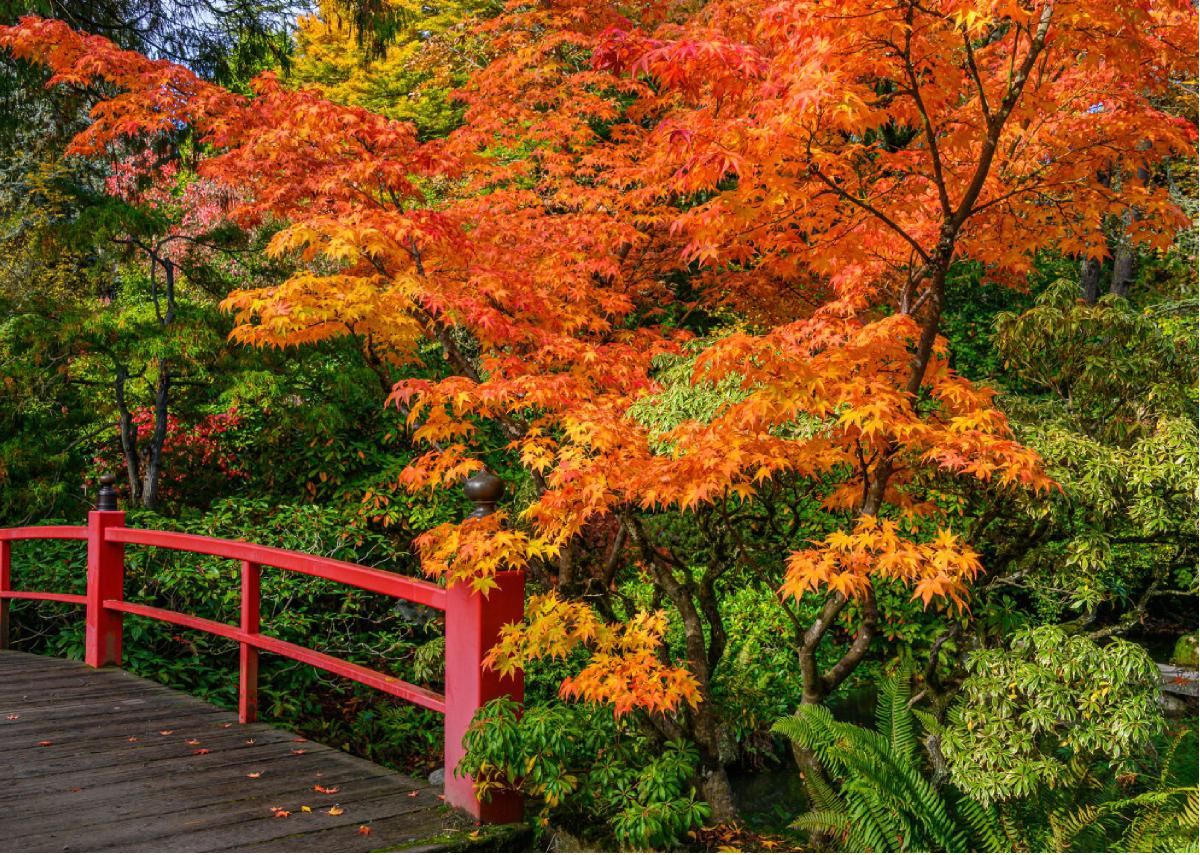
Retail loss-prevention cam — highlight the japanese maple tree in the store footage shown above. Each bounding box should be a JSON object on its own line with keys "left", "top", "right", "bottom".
{"left": 3, "top": 0, "right": 1194, "bottom": 818}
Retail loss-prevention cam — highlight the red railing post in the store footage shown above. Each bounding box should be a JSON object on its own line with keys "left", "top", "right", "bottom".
{"left": 85, "top": 475, "right": 125, "bottom": 668}
{"left": 239, "top": 560, "right": 260, "bottom": 723}
{"left": 442, "top": 470, "right": 525, "bottom": 823}
{"left": 0, "top": 538, "right": 10, "bottom": 649}
{"left": 444, "top": 570, "right": 524, "bottom": 822}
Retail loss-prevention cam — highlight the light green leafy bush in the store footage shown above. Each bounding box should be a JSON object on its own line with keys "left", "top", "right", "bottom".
{"left": 942, "top": 626, "right": 1165, "bottom": 803}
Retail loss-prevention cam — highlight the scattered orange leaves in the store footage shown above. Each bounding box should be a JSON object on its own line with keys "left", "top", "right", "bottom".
{"left": 357, "top": 826, "right": 371, "bottom": 836}
{"left": 37, "top": 740, "right": 52, "bottom": 747}
{"left": 192, "top": 748, "right": 211, "bottom": 755}
{"left": 690, "top": 822, "right": 788, "bottom": 852}
{"left": 247, "top": 772, "right": 263, "bottom": 779}
{"left": 314, "top": 785, "right": 340, "bottom": 794}
{"left": 327, "top": 806, "right": 344, "bottom": 816}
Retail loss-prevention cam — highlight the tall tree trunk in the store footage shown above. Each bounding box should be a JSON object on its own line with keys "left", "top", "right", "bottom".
{"left": 1081, "top": 256, "right": 1103, "bottom": 304}
{"left": 140, "top": 358, "right": 171, "bottom": 510}
{"left": 113, "top": 365, "right": 142, "bottom": 505}
{"left": 1109, "top": 208, "right": 1138, "bottom": 298}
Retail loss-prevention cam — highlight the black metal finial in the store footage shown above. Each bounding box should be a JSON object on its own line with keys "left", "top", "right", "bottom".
{"left": 97, "top": 474, "right": 118, "bottom": 511}
{"left": 464, "top": 469, "right": 504, "bottom": 519}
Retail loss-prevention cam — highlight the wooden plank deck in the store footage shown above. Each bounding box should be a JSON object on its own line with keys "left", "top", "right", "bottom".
{"left": 0, "top": 651, "right": 472, "bottom": 852}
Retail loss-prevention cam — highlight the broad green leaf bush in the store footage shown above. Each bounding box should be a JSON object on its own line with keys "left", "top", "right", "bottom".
{"left": 942, "top": 626, "right": 1165, "bottom": 804}
{"left": 458, "top": 697, "right": 710, "bottom": 850}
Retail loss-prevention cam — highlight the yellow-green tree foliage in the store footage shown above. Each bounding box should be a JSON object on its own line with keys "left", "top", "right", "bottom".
{"left": 287, "top": 0, "right": 497, "bottom": 138}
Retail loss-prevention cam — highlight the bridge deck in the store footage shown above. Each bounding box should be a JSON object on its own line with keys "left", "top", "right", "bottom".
{"left": 0, "top": 651, "right": 464, "bottom": 852}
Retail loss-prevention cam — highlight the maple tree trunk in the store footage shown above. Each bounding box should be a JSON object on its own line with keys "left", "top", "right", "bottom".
{"left": 698, "top": 757, "right": 739, "bottom": 824}
{"left": 623, "top": 514, "right": 740, "bottom": 821}
{"left": 666, "top": 591, "right": 740, "bottom": 823}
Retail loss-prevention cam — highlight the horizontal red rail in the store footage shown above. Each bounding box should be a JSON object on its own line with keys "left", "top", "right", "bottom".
{"left": 0, "top": 526, "right": 87, "bottom": 541}
{"left": 0, "top": 591, "right": 86, "bottom": 605}
{"left": 104, "top": 600, "right": 446, "bottom": 712}
{"left": 103, "top": 527, "right": 447, "bottom": 611}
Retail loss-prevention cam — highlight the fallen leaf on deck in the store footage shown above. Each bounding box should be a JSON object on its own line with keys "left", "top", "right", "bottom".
{"left": 327, "top": 806, "right": 344, "bottom": 816}
{"left": 185, "top": 738, "right": 200, "bottom": 745}
{"left": 407, "top": 791, "right": 418, "bottom": 798}
{"left": 221, "top": 723, "right": 233, "bottom": 728}
{"left": 314, "top": 785, "right": 340, "bottom": 794}
{"left": 69, "top": 787, "right": 81, "bottom": 793}
{"left": 290, "top": 748, "right": 307, "bottom": 755}
{"left": 37, "top": 740, "right": 52, "bottom": 747}
{"left": 127, "top": 736, "right": 138, "bottom": 742}
{"left": 291, "top": 737, "right": 308, "bottom": 742}
{"left": 247, "top": 772, "right": 263, "bottom": 778}
{"left": 357, "top": 826, "right": 371, "bottom": 836}
{"left": 437, "top": 794, "right": 445, "bottom": 801}
{"left": 6, "top": 714, "right": 19, "bottom": 720}
{"left": 192, "top": 748, "right": 210, "bottom": 755}
{"left": 159, "top": 730, "right": 174, "bottom": 735}
{"left": 271, "top": 807, "right": 290, "bottom": 818}
{"left": 245, "top": 738, "right": 256, "bottom": 745}
{"left": 300, "top": 805, "right": 312, "bottom": 813}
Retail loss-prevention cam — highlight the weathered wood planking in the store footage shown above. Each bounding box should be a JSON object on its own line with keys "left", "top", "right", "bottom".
{"left": 0, "top": 651, "right": 468, "bottom": 852}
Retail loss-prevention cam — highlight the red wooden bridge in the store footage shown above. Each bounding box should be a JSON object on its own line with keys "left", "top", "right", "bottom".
{"left": 0, "top": 474, "right": 525, "bottom": 851}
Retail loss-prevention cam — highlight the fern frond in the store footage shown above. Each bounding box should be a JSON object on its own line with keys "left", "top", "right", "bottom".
{"left": 912, "top": 707, "right": 943, "bottom": 737}
{"left": 875, "top": 674, "right": 898, "bottom": 742}
{"left": 956, "top": 795, "right": 1008, "bottom": 852}
{"left": 844, "top": 787, "right": 897, "bottom": 852}
{"left": 804, "top": 760, "right": 846, "bottom": 814}
{"left": 791, "top": 809, "right": 852, "bottom": 837}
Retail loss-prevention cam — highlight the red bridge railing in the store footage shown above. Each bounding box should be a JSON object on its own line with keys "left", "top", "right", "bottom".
{"left": 0, "top": 473, "right": 522, "bottom": 823}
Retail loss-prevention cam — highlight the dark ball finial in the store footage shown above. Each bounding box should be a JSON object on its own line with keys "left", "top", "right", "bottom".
{"left": 97, "top": 473, "right": 118, "bottom": 512}
{"left": 464, "top": 469, "right": 504, "bottom": 519}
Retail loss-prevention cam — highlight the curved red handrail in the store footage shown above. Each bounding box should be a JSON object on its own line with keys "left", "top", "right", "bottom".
{"left": 0, "top": 522, "right": 447, "bottom": 711}
{"left": 103, "top": 599, "right": 446, "bottom": 712}
{"left": 0, "top": 526, "right": 87, "bottom": 540}
{"left": 103, "top": 527, "right": 446, "bottom": 610}
{"left": 2, "top": 591, "right": 86, "bottom": 605}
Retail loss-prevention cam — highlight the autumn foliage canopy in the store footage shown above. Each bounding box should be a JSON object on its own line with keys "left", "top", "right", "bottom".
{"left": 2, "top": 0, "right": 1193, "bottom": 727}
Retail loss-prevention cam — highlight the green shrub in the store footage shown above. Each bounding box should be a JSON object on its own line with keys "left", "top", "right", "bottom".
{"left": 458, "top": 698, "right": 710, "bottom": 850}
{"left": 941, "top": 626, "right": 1165, "bottom": 804}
